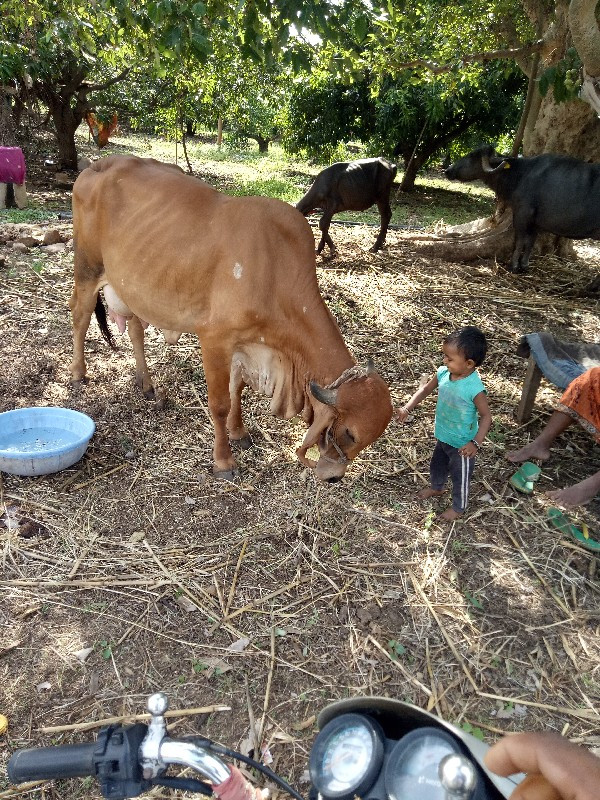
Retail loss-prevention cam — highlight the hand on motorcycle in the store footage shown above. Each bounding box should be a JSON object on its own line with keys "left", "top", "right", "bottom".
{"left": 484, "top": 730, "right": 600, "bottom": 800}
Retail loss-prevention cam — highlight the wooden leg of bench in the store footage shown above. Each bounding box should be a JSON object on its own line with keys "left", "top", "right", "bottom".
{"left": 515, "top": 355, "right": 542, "bottom": 424}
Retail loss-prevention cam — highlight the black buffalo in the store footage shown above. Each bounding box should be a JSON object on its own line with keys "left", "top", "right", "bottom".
{"left": 296, "top": 157, "right": 397, "bottom": 254}
{"left": 445, "top": 144, "right": 600, "bottom": 273}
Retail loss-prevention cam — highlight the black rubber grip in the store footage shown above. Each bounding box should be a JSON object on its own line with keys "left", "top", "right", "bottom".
{"left": 8, "top": 742, "right": 97, "bottom": 783}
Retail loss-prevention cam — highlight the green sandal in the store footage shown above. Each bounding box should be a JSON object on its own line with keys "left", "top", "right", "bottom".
{"left": 546, "top": 508, "right": 600, "bottom": 553}
{"left": 509, "top": 461, "right": 542, "bottom": 495}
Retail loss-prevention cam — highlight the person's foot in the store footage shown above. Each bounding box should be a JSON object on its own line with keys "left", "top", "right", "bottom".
{"left": 506, "top": 441, "right": 551, "bottom": 463}
{"left": 547, "top": 472, "right": 600, "bottom": 508}
{"left": 417, "top": 487, "right": 445, "bottom": 500}
{"left": 440, "top": 508, "right": 463, "bottom": 520}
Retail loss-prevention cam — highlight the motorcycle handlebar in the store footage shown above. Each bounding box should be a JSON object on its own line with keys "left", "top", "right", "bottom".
{"left": 7, "top": 742, "right": 97, "bottom": 783}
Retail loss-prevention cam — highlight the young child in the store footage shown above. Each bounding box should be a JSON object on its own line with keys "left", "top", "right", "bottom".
{"left": 396, "top": 326, "right": 492, "bottom": 520}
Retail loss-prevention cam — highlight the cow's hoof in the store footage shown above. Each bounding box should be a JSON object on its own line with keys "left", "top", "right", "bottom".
{"left": 233, "top": 434, "right": 253, "bottom": 450}
{"left": 70, "top": 376, "right": 88, "bottom": 388}
{"left": 213, "top": 468, "right": 238, "bottom": 482}
{"left": 143, "top": 386, "right": 156, "bottom": 400}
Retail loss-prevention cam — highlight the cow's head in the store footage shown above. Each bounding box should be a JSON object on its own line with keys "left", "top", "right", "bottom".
{"left": 445, "top": 145, "right": 507, "bottom": 182}
{"left": 296, "top": 361, "right": 392, "bottom": 482}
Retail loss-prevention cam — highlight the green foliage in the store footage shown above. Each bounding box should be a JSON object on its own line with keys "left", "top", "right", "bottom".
{"left": 0, "top": 209, "right": 57, "bottom": 223}
{"left": 282, "top": 75, "right": 375, "bottom": 162}
{"left": 463, "top": 590, "right": 484, "bottom": 610}
{"left": 538, "top": 48, "right": 583, "bottom": 103}
{"left": 97, "top": 640, "right": 113, "bottom": 660}
{"left": 387, "top": 639, "right": 407, "bottom": 659}
{"left": 460, "top": 721, "right": 485, "bottom": 741}
{"left": 373, "top": 63, "right": 524, "bottom": 166}
{"left": 282, "top": 63, "right": 525, "bottom": 182}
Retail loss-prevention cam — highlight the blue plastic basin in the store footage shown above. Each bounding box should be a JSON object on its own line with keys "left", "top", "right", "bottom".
{"left": 0, "top": 407, "right": 95, "bottom": 476}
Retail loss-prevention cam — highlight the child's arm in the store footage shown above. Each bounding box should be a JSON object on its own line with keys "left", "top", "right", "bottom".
{"left": 395, "top": 374, "right": 438, "bottom": 422}
{"left": 458, "top": 391, "right": 492, "bottom": 457}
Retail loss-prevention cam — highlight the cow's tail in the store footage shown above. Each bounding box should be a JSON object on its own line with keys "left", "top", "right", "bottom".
{"left": 94, "top": 294, "right": 117, "bottom": 351}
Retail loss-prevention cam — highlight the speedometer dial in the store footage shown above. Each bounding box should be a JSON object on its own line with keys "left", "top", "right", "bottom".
{"left": 309, "top": 714, "right": 385, "bottom": 800}
{"left": 385, "top": 727, "right": 468, "bottom": 800}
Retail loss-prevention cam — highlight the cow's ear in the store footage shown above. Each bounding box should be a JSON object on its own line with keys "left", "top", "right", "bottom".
{"left": 310, "top": 381, "right": 338, "bottom": 406}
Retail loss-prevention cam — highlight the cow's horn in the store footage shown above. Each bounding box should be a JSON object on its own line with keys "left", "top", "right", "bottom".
{"left": 310, "top": 381, "right": 338, "bottom": 406}
{"left": 365, "top": 358, "right": 376, "bottom": 375}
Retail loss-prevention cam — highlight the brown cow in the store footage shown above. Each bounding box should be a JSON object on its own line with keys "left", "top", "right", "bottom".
{"left": 70, "top": 155, "right": 392, "bottom": 482}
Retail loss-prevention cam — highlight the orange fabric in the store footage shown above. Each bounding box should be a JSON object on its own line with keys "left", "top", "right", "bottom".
{"left": 558, "top": 367, "right": 600, "bottom": 442}
{"left": 85, "top": 112, "right": 118, "bottom": 148}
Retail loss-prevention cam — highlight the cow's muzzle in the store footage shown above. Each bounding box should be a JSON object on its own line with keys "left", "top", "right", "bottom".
{"left": 296, "top": 427, "right": 350, "bottom": 481}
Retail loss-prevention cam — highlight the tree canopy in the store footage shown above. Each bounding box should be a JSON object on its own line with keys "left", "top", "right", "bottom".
{"left": 2, "top": 0, "right": 599, "bottom": 170}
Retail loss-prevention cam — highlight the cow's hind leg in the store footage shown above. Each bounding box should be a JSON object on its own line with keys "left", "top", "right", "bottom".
{"left": 127, "top": 316, "right": 155, "bottom": 399}
{"left": 227, "top": 371, "right": 252, "bottom": 449}
{"left": 371, "top": 199, "right": 392, "bottom": 252}
{"left": 317, "top": 210, "right": 336, "bottom": 255}
{"left": 70, "top": 280, "right": 100, "bottom": 384}
{"left": 199, "top": 337, "right": 238, "bottom": 479}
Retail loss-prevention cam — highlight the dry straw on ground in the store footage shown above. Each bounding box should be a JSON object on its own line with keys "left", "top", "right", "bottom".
{"left": 1, "top": 207, "right": 599, "bottom": 799}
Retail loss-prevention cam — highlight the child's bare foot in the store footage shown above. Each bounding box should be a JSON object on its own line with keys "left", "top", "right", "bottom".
{"left": 506, "top": 442, "right": 551, "bottom": 462}
{"left": 440, "top": 508, "right": 463, "bottom": 520}
{"left": 417, "top": 488, "right": 445, "bottom": 500}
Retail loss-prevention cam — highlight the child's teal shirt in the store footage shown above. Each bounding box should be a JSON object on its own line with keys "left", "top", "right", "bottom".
{"left": 434, "top": 366, "right": 486, "bottom": 448}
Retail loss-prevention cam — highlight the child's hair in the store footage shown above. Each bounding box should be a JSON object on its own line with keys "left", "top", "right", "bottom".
{"left": 444, "top": 326, "right": 487, "bottom": 366}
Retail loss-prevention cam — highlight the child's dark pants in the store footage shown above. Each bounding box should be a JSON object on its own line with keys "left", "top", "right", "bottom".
{"left": 430, "top": 440, "right": 475, "bottom": 512}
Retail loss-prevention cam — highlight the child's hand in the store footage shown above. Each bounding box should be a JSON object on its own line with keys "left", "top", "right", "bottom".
{"left": 458, "top": 441, "right": 478, "bottom": 458}
{"left": 394, "top": 406, "right": 410, "bottom": 423}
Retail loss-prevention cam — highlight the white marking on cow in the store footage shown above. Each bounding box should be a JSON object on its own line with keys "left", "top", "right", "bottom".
{"left": 233, "top": 262, "right": 243, "bottom": 279}
{"left": 260, "top": 336, "right": 265, "bottom": 342}
{"left": 303, "top": 306, "right": 307, "bottom": 313}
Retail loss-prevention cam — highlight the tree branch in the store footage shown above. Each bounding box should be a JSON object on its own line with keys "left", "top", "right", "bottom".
{"left": 84, "top": 68, "right": 132, "bottom": 93}
{"left": 388, "top": 40, "right": 545, "bottom": 75}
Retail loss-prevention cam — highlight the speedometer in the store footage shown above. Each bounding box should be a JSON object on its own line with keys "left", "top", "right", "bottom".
{"left": 385, "top": 727, "right": 471, "bottom": 800}
{"left": 309, "top": 713, "right": 385, "bottom": 800}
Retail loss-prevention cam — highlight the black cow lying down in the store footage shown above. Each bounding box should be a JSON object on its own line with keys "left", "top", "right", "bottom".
{"left": 296, "top": 157, "right": 397, "bottom": 254}
{"left": 445, "top": 144, "right": 600, "bottom": 273}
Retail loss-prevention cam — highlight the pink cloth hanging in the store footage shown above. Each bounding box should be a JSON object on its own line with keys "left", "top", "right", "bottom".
{"left": 0, "top": 147, "right": 26, "bottom": 185}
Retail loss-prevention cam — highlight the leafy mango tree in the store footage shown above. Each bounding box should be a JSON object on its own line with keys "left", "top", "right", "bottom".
{"left": 310, "top": 0, "right": 600, "bottom": 265}
{"left": 282, "top": 64, "right": 525, "bottom": 190}
{"left": 0, "top": 0, "right": 326, "bottom": 168}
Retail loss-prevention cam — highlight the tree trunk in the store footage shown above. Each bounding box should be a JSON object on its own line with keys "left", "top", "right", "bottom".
{"left": 52, "top": 107, "right": 81, "bottom": 169}
{"left": 40, "top": 79, "right": 88, "bottom": 170}
{"left": 399, "top": 153, "right": 425, "bottom": 191}
{"left": 255, "top": 136, "right": 269, "bottom": 153}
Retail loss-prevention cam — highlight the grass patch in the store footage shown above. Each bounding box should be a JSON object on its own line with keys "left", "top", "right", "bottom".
{"left": 0, "top": 208, "right": 60, "bottom": 224}
{"left": 74, "top": 130, "right": 495, "bottom": 230}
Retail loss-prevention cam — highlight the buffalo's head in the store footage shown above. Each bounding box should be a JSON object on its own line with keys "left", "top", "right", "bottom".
{"left": 445, "top": 145, "right": 507, "bottom": 182}
{"left": 296, "top": 361, "right": 392, "bottom": 482}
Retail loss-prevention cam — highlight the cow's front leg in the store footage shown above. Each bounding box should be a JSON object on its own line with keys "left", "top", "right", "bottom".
{"left": 69, "top": 281, "right": 98, "bottom": 384}
{"left": 127, "top": 316, "right": 155, "bottom": 399}
{"left": 200, "top": 341, "right": 238, "bottom": 479}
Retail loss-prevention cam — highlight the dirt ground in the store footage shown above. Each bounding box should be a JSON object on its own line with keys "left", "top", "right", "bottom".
{"left": 1, "top": 160, "right": 600, "bottom": 799}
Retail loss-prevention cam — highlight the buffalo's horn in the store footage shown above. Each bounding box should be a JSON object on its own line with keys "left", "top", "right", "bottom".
{"left": 310, "top": 381, "right": 338, "bottom": 406}
{"left": 481, "top": 150, "right": 506, "bottom": 174}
